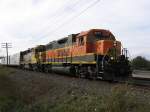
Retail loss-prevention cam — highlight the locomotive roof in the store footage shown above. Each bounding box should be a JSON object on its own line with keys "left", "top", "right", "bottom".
{"left": 77, "top": 29, "right": 111, "bottom": 37}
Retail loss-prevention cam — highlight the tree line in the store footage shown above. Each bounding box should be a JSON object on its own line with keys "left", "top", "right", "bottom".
{"left": 131, "top": 56, "right": 150, "bottom": 70}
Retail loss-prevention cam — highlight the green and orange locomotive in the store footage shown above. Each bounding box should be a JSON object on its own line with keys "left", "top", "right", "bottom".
{"left": 1, "top": 29, "right": 132, "bottom": 81}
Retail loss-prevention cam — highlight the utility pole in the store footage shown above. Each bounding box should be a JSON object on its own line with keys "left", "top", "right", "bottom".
{"left": 1, "top": 43, "right": 12, "bottom": 66}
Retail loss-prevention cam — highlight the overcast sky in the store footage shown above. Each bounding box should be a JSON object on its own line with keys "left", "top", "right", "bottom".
{"left": 0, "top": 0, "right": 150, "bottom": 59}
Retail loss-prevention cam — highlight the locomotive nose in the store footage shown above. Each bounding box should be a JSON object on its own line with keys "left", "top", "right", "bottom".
{"left": 96, "top": 40, "right": 121, "bottom": 57}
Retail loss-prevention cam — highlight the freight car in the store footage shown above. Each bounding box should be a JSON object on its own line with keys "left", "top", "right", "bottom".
{"left": 1, "top": 29, "right": 132, "bottom": 81}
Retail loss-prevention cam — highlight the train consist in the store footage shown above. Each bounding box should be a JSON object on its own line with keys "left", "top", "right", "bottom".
{"left": 1, "top": 29, "right": 132, "bottom": 81}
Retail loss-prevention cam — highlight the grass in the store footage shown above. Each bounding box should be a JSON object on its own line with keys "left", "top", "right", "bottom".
{"left": 0, "top": 66, "right": 19, "bottom": 112}
{"left": 0, "top": 66, "right": 150, "bottom": 112}
{"left": 42, "top": 85, "right": 150, "bottom": 112}
{"left": 99, "top": 85, "right": 150, "bottom": 112}
{"left": 19, "top": 85, "right": 150, "bottom": 112}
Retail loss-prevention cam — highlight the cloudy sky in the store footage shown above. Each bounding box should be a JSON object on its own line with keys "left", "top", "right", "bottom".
{"left": 0, "top": 0, "right": 150, "bottom": 59}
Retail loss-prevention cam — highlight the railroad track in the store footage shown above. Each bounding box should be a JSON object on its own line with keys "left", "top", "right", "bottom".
{"left": 129, "top": 70, "right": 150, "bottom": 87}
{"left": 127, "top": 77, "right": 150, "bottom": 87}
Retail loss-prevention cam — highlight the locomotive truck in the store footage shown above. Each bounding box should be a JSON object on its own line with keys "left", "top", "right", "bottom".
{"left": 1, "top": 29, "right": 132, "bottom": 81}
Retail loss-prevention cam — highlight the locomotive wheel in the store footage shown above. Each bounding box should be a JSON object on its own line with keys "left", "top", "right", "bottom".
{"left": 44, "top": 65, "right": 51, "bottom": 73}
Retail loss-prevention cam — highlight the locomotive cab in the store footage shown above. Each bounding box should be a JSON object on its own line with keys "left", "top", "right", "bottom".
{"left": 76, "top": 29, "right": 131, "bottom": 81}
{"left": 87, "top": 29, "right": 121, "bottom": 56}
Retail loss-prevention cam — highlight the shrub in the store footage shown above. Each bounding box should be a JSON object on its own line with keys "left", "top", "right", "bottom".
{"left": 99, "top": 85, "right": 150, "bottom": 112}
{"left": 132, "top": 56, "right": 150, "bottom": 70}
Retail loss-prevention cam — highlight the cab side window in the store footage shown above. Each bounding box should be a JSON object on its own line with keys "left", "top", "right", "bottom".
{"left": 78, "top": 37, "right": 84, "bottom": 46}
{"left": 72, "top": 37, "right": 76, "bottom": 45}
{"left": 94, "top": 32, "right": 102, "bottom": 40}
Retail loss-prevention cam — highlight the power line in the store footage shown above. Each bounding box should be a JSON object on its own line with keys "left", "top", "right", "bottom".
{"left": 29, "top": 0, "right": 82, "bottom": 39}
{"left": 39, "top": 0, "right": 81, "bottom": 29}
{"left": 27, "top": 0, "right": 83, "bottom": 45}
{"left": 36, "top": 0, "right": 101, "bottom": 42}
{"left": 36, "top": 0, "right": 83, "bottom": 34}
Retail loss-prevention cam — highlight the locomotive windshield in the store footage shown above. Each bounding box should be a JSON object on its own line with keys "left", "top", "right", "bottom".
{"left": 94, "top": 31, "right": 115, "bottom": 40}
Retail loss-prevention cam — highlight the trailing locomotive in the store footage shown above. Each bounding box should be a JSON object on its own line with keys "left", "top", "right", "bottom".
{"left": 1, "top": 29, "right": 132, "bottom": 81}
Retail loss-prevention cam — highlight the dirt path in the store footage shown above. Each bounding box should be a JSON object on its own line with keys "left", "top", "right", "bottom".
{"left": 5, "top": 68, "right": 116, "bottom": 109}
{"left": 9, "top": 69, "right": 114, "bottom": 97}
{"left": 9, "top": 68, "right": 150, "bottom": 100}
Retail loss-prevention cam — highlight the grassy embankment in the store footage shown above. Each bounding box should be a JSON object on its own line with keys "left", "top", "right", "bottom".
{"left": 0, "top": 66, "right": 19, "bottom": 111}
{"left": 0, "top": 66, "right": 150, "bottom": 112}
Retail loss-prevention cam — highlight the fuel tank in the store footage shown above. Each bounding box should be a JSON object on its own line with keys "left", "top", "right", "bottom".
{"left": 51, "top": 66, "right": 73, "bottom": 75}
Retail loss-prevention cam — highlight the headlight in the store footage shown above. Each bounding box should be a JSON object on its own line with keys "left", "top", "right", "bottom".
{"left": 110, "top": 57, "right": 114, "bottom": 60}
